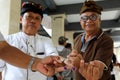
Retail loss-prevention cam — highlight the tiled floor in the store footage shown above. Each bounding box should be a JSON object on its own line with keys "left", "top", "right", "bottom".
{"left": 113, "top": 66, "right": 120, "bottom": 80}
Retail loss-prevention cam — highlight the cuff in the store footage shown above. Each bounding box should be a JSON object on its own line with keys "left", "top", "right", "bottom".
{"left": 95, "top": 60, "right": 108, "bottom": 70}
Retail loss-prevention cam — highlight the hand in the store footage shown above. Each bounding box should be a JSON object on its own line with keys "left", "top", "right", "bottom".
{"left": 33, "top": 56, "right": 65, "bottom": 77}
{"left": 79, "top": 60, "right": 104, "bottom": 80}
{"left": 64, "top": 56, "right": 81, "bottom": 70}
{"left": 91, "top": 60, "right": 104, "bottom": 79}
{"left": 68, "top": 49, "right": 80, "bottom": 57}
{"left": 64, "top": 49, "right": 83, "bottom": 70}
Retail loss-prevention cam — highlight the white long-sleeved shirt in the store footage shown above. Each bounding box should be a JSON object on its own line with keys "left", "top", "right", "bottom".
{"left": 0, "top": 32, "right": 58, "bottom": 80}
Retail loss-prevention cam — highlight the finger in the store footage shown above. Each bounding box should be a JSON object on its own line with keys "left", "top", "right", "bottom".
{"left": 78, "top": 54, "right": 83, "bottom": 60}
{"left": 69, "top": 49, "right": 78, "bottom": 57}
{"left": 44, "top": 64, "right": 55, "bottom": 77}
{"left": 55, "top": 66, "right": 65, "bottom": 73}
{"left": 93, "top": 67, "right": 100, "bottom": 80}
{"left": 67, "top": 55, "right": 82, "bottom": 70}
{"left": 79, "top": 61, "right": 89, "bottom": 79}
{"left": 94, "top": 60, "right": 105, "bottom": 71}
{"left": 51, "top": 56, "right": 61, "bottom": 62}
{"left": 64, "top": 59, "right": 73, "bottom": 68}
{"left": 79, "top": 60, "right": 85, "bottom": 74}
{"left": 87, "top": 62, "right": 94, "bottom": 78}
{"left": 37, "top": 66, "right": 50, "bottom": 76}
{"left": 41, "top": 56, "right": 54, "bottom": 64}
{"left": 72, "top": 49, "right": 78, "bottom": 53}
{"left": 36, "top": 62, "right": 49, "bottom": 75}
{"left": 50, "top": 56, "right": 64, "bottom": 67}
{"left": 93, "top": 65, "right": 103, "bottom": 79}
{"left": 54, "top": 61, "right": 64, "bottom": 67}
{"left": 92, "top": 60, "right": 100, "bottom": 67}
{"left": 54, "top": 56, "right": 64, "bottom": 64}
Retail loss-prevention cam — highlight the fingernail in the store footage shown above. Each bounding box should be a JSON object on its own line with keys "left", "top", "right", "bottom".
{"left": 90, "top": 61, "right": 94, "bottom": 65}
{"left": 64, "top": 66, "right": 67, "bottom": 70}
{"left": 80, "top": 60, "right": 84, "bottom": 62}
{"left": 72, "top": 67, "right": 76, "bottom": 71}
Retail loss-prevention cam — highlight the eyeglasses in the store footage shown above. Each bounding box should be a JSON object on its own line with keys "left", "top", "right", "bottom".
{"left": 80, "top": 14, "right": 100, "bottom": 22}
{"left": 24, "top": 14, "right": 41, "bottom": 21}
{"left": 22, "top": 1, "right": 42, "bottom": 10}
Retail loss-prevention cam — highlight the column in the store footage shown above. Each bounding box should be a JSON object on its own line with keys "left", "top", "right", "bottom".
{"left": 50, "top": 14, "right": 66, "bottom": 46}
{"left": 0, "top": 0, "right": 21, "bottom": 36}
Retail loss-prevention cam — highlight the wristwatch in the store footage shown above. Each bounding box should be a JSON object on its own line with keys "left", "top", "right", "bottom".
{"left": 28, "top": 57, "right": 36, "bottom": 72}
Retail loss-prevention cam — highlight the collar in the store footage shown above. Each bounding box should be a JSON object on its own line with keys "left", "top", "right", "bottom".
{"left": 20, "top": 31, "right": 39, "bottom": 39}
{"left": 81, "top": 28, "right": 104, "bottom": 41}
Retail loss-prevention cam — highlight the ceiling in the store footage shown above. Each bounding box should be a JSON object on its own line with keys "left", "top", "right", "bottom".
{"left": 22, "top": 0, "right": 120, "bottom": 42}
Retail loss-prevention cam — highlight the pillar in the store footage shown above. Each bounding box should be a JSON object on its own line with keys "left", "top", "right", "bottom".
{"left": 0, "top": 0, "right": 21, "bottom": 36}
{"left": 50, "top": 14, "right": 66, "bottom": 46}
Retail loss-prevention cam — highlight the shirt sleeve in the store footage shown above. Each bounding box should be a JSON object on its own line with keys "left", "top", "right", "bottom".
{"left": 95, "top": 60, "right": 108, "bottom": 70}
{"left": 95, "top": 35, "right": 113, "bottom": 69}
{"left": 0, "top": 32, "right": 5, "bottom": 41}
{"left": 0, "top": 59, "right": 5, "bottom": 72}
{"left": 44, "top": 37, "right": 58, "bottom": 56}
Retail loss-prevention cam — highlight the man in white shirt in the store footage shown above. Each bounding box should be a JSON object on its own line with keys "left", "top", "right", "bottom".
{"left": 0, "top": 1, "right": 58, "bottom": 80}
{"left": 0, "top": 31, "right": 65, "bottom": 78}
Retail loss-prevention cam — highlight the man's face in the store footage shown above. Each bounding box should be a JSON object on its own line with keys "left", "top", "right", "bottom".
{"left": 80, "top": 12, "right": 101, "bottom": 32}
{"left": 20, "top": 11, "right": 42, "bottom": 35}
